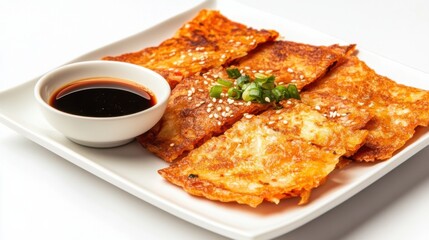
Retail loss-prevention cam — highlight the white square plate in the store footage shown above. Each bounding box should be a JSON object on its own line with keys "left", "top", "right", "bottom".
{"left": 1, "top": 0, "right": 428, "bottom": 239}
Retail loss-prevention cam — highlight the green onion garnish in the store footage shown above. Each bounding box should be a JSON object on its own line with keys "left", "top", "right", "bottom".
{"left": 287, "top": 84, "right": 300, "bottom": 100}
{"left": 217, "top": 78, "right": 233, "bottom": 87}
{"left": 228, "top": 87, "right": 242, "bottom": 99}
{"left": 226, "top": 68, "right": 241, "bottom": 79}
{"left": 209, "top": 68, "right": 300, "bottom": 104}
{"left": 209, "top": 85, "right": 223, "bottom": 98}
{"left": 236, "top": 75, "right": 250, "bottom": 88}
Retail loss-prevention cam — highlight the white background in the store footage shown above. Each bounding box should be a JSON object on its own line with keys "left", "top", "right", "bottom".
{"left": 1, "top": 0, "right": 429, "bottom": 239}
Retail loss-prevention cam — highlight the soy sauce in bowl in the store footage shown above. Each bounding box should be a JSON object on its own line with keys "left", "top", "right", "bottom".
{"left": 50, "top": 77, "right": 156, "bottom": 117}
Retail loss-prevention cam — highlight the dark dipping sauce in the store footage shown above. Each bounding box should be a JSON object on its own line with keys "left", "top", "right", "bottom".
{"left": 50, "top": 77, "right": 156, "bottom": 117}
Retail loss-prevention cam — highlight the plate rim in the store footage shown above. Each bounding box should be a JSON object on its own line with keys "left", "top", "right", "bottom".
{"left": 1, "top": 0, "right": 429, "bottom": 239}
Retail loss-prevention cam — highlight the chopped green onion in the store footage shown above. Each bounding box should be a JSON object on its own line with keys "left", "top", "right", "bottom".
{"left": 236, "top": 75, "right": 250, "bottom": 88}
{"left": 226, "top": 68, "right": 241, "bottom": 79}
{"left": 261, "top": 89, "right": 274, "bottom": 103}
{"left": 208, "top": 70, "right": 301, "bottom": 103}
{"left": 228, "top": 87, "right": 242, "bottom": 99}
{"left": 209, "top": 85, "right": 223, "bottom": 98}
{"left": 271, "top": 87, "right": 283, "bottom": 102}
{"left": 242, "top": 83, "right": 261, "bottom": 101}
{"left": 287, "top": 84, "right": 300, "bottom": 100}
{"left": 217, "top": 78, "right": 233, "bottom": 87}
{"left": 254, "top": 72, "right": 268, "bottom": 80}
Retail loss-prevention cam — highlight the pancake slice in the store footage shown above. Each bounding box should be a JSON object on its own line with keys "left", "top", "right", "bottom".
{"left": 138, "top": 41, "right": 355, "bottom": 162}
{"left": 304, "top": 56, "right": 429, "bottom": 161}
{"left": 103, "top": 10, "right": 278, "bottom": 88}
{"left": 158, "top": 101, "right": 368, "bottom": 207}
{"left": 234, "top": 41, "right": 355, "bottom": 90}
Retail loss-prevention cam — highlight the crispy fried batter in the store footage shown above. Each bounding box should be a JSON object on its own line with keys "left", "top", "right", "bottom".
{"left": 138, "top": 67, "right": 270, "bottom": 162}
{"left": 305, "top": 56, "right": 429, "bottom": 161}
{"left": 300, "top": 91, "right": 372, "bottom": 156}
{"left": 233, "top": 41, "right": 355, "bottom": 89}
{"left": 103, "top": 10, "right": 278, "bottom": 88}
{"left": 158, "top": 101, "right": 368, "bottom": 207}
{"left": 138, "top": 41, "right": 354, "bottom": 162}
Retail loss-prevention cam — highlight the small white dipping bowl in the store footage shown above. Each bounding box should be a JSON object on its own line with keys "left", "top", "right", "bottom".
{"left": 34, "top": 60, "right": 170, "bottom": 148}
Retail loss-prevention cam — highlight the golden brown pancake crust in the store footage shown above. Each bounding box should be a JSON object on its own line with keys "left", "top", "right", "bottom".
{"left": 103, "top": 10, "right": 278, "bottom": 88}
{"left": 305, "top": 56, "right": 429, "bottom": 161}
{"left": 138, "top": 41, "right": 354, "bottom": 162}
{"left": 159, "top": 101, "right": 367, "bottom": 207}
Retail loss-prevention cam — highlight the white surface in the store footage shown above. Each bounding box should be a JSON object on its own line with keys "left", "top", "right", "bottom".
{"left": 1, "top": 0, "right": 428, "bottom": 240}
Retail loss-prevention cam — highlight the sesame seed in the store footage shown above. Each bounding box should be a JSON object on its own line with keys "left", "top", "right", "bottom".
{"left": 218, "top": 99, "right": 223, "bottom": 104}
{"left": 265, "top": 97, "right": 271, "bottom": 102}
{"left": 287, "top": 68, "right": 294, "bottom": 73}
{"left": 214, "top": 113, "right": 219, "bottom": 119}
{"left": 208, "top": 103, "right": 213, "bottom": 108}
{"left": 330, "top": 106, "right": 336, "bottom": 110}
{"left": 282, "top": 120, "right": 288, "bottom": 124}
{"left": 291, "top": 79, "right": 297, "bottom": 83}
{"left": 217, "top": 106, "right": 222, "bottom": 111}
{"left": 212, "top": 98, "right": 217, "bottom": 102}
{"left": 188, "top": 97, "right": 192, "bottom": 100}
{"left": 276, "top": 110, "right": 282, "bottom": 114}
{"left": 225, "top": 106, "right": 231, "bottom": 112}
{"left": 265, "top": 70, "right": 273, "bottom": 74}
{"left": 170, "top": 143, "right": 175, "bottom": 147}
{"left": 286, "top": 100, "right": 292, "bottom": 105}
{"left": 315, "top": 105, "right": 321, "bottom": 111}
{"left": 268, "top": 121, "right": 275, "bottom": 125}
{"left": 199, "top": 61, "right": 205, "bottom": 65}
{"left": 207, "top": 108, "right": 212, "bottom": 113}
{"left": 208, "top": 114, "right": 213, "bottom": 118}
{"left": 217, "top": 121, "right": 222, "bottom": 126}
{"left": 299, "top": 75, "right": 305, "bottom": 79}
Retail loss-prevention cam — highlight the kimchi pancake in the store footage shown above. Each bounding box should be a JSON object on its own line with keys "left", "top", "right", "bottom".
{"left": 233, "top": 41, "right": 355, "bottom": 89}
{"left": 158, "top": 101, "right": 368, "bottom": 207}
{"left": 305, "top": 56, "right": 429, "bottom": 161}
{"left": 138, "top": 67, "right": 270, "bottom": 162}
{"left": 103, "top": 10, "right": 278, "bottom": 88}
{"left": 139, "top": 41, "right": 354, "bottom": 162}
